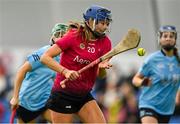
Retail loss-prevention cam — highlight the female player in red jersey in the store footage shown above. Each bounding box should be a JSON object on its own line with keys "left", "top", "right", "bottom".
{"left": 41, "top": 5, "right": 113, "bottom": 123}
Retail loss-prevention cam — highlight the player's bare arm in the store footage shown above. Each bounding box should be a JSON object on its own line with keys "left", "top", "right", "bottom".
{"left": 10, "top": 61, "right": 32, "bottom": 110}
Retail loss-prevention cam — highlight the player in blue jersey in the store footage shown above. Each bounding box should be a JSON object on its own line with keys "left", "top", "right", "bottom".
{"left": 9, "top": 23, "right": 68, "bottom": 123}
{"left": 132, "top": 25, "right": 180, "bottom": 123}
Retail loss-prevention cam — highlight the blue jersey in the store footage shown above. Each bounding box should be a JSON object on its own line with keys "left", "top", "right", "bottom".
{"left": 19, "top": 45, "right": 60, "bottom": 111}
{"left": 138, "top": 50, "right": 180, "bottom": 115}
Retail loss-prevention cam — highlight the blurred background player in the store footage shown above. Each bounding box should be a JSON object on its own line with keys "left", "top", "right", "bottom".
{"left": 40, "top": 5, "right": 113, "bottom": 123}
{"left": 132, "top": 25, "right": 180, "bottom": 123}
{"left": 9, "top": 23, "right": 68, "bottom": 123}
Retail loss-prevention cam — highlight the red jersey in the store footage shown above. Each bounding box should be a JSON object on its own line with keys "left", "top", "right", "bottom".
{"left": 53, "top": 29, "right": 112, "bottom": 95}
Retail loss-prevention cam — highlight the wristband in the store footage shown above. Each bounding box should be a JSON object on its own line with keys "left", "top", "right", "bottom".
{"left": 141, "top": 77, "right": 149, "bottom": 86}
{"left": 61, "top": 68, "right": 66, "bottom": 75}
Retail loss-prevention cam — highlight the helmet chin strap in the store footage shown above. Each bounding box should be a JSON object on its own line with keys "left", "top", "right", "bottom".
{"left": 92, "top": 19, "right": 96, "bottom": 31}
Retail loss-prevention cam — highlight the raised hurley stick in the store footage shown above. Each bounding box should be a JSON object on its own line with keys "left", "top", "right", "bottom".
{"left": 60, "top": 28, "right": 141, "bottom": 88}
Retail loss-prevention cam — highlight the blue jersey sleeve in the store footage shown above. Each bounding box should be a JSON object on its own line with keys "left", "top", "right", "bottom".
{"left": 26, "top": 52, "right": 42, "bottom": 70}
{"left": 138, "top": 58, "right": 151, "bottom": 77}
{"left": 26, "top": 45, "right": 49, "bottom": 70}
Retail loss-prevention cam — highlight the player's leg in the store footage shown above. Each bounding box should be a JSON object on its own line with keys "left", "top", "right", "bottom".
{"left": 139, "top": 108, "right": 158, "bottom": 123}
{"left": 16, "top": 105, "right": 46, "bottom": 123}
{"left": 141, "top": 113, "right": 171, "bottom": 123}
{"left": 16, "top": 118, "right": 24, "bottom": 123}
{"left": 42, "top": 109, "right": 51, "bottom": 122}
{"left": 78, "top": 100, "right": 106, "bottom": 123}
{"left": 46, "top": 91, "right": 79, "bottom": 123}
{"left": 141, "top": 116, "right": 158, "bottom": 123}
{"left": 50, "top": 110, "right": 73, "bottom": 123}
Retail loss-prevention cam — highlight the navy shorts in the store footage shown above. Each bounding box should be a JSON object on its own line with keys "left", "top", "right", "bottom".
{"left": 139, "top": 108, "right": 172, "bottom": 123}
{"left": 16, "top": 105, "right": 47, "bottom": 123}
{"left": 46, "top": 91, "right": 95, "bottom": 114}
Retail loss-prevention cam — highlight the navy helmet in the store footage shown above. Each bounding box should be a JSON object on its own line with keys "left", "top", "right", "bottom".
{"left": 158, "top": 25, "right": 177, "bottom": 39}
{"left": 83, "top": 5, "right": 112, "bottom": 22}
{"left": 159, "top": 25, "right": 177, "bottom": 33}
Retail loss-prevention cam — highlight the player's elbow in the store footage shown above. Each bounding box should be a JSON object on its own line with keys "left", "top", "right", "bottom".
{"left": 132, "top": 77, "right": 137, "bottom": 86}
{"left": 132, "top": 73, "right": 144, "bottom": 87}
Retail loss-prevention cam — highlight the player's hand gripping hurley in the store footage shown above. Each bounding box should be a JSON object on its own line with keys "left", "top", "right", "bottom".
{"left": 60, "top": 29, "right": 141, "bottom": 88}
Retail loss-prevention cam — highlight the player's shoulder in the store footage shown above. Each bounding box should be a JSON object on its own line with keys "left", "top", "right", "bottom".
{"left": 61, "top": 28, "right": 79, "bottom": 40}
{"left": 145, "top": 51, "right": 161, "bottom": 63}
{"left": 104, "top": 35, "right": 111, "bottom": 41}
{"left": 28, "top": 45, "right": 50, "bottom": 60}
{"left": 66, "top": 28, "right": 78, "bottom": 35}
{"left": 149, "top": 51, "right": 161, "bottom": 57}
{"left": 97, "top": 36, "right": 111, "bottom": 44}
{"left": 34, "top": 45, "right": 50, "bottom": 54}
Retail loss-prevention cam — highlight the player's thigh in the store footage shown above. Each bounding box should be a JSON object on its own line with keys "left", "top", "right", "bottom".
{"left": 141, "top": 116, "right": 158, "bottom": 124}
{"left": 42, "top": 109, "right": 51, "bottom": 122}
{"left": 139, "top": 108, "right": 158, "bottom": 123}
{"left": 17, "top": 118, "right": 25, "bottom": 124}
{"left": 16, "top": 105, "right": 45, "bottom": 123}
{"left": 78, "top": 100, "right": 106, "bottom": 123}
{"left": 50, "top": 110, "right": 73, "bottom": 123}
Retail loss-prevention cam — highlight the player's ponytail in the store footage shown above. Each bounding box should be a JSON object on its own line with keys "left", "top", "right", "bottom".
{"left": 174, "top": 47, "right": 180, "bottom": 65}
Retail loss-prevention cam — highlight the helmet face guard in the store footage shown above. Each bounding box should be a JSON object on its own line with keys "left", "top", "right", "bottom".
{"left": 51, "top": 23, "right": 68, "bottom": 38}
{"left": 50, "top": 23, "right": 68, "bottom": 45}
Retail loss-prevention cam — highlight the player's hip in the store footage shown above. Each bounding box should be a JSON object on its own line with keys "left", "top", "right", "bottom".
{"left": 46, "top": 91, "right": 95, "bottom": 113}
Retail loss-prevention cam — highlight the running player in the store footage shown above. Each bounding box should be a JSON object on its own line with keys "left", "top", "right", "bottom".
{"left": 10, "top": 23, "right": 68, "bottom": 123}
{"left": 132, "top": 25, "right": 180, "bottom": 123}
{"left": 40, "top": 5, "right": 113, "bottom": 123}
